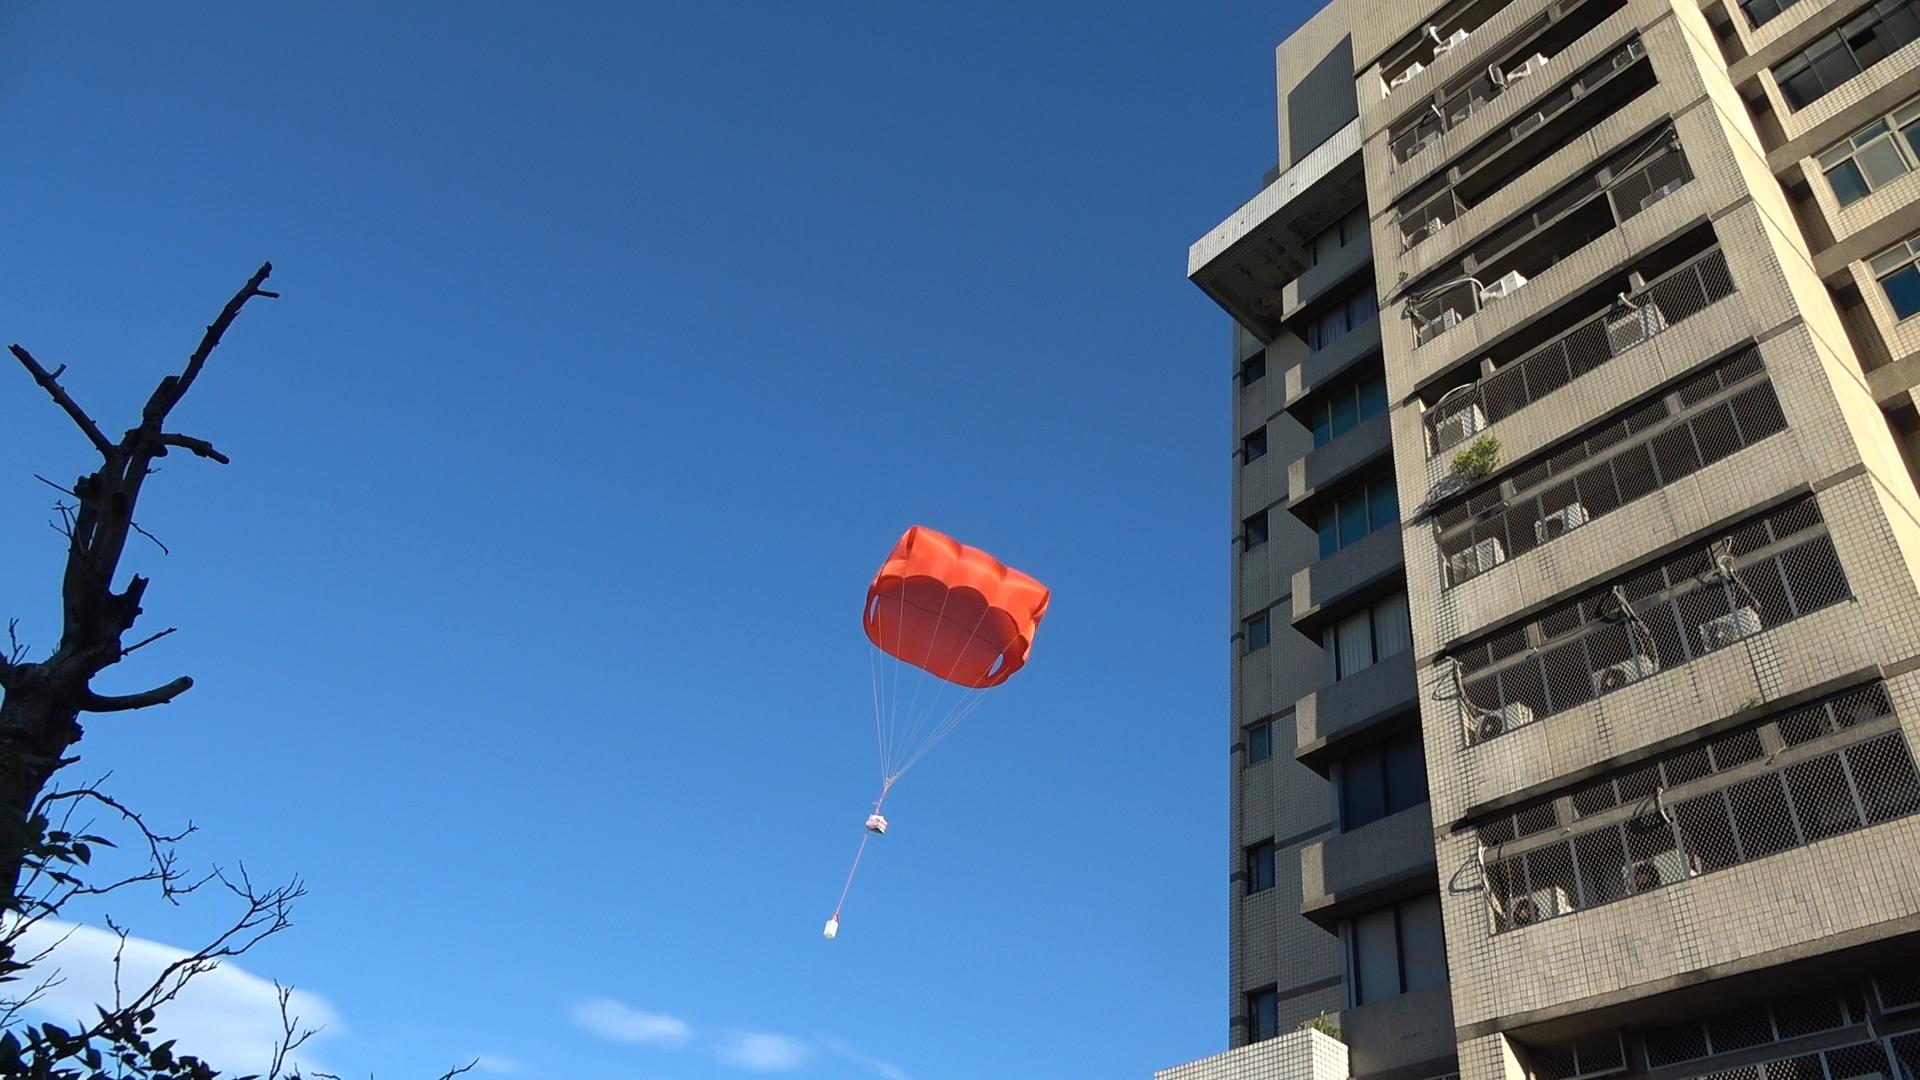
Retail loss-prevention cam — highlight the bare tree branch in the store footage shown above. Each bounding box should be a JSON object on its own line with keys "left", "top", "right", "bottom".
{"left": 79, "top": 676, "right": 193, "bottom": 712}
{"left": 120, "top": 626, "right": 177, "bottom": 658}
{"left": 143, "top": 261, "right": 276, "bottom": 426}
{"left": 130, "top": 516, "right": 171, "bottom": 555}
{"left": 8, "top": 344, "right": 114, "bottom": 457}
{"left": 157, "top": 432, "right": 231, "bottom": 464}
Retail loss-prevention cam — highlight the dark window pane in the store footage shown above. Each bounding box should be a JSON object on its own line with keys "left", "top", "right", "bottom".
{"left": 1313, "top": 404, "right": 1333, "bottom": 447}
{"left": 1338, "top": 490, "right": 1369, "bottom": 547}
{"left": 1247, "top": 613, "right": 1272, "bottom": 652}
{"left": 1244, "top": 427, "right": 1268, "bottom": 462}
{"left": 1369, "top": 478, "right": 1400, "bottom": 529}
{"left": 1247, "top": 721, "right": 1273, "bottom": 764}
{"left": 1827, "top": 160, "right": 1873, "bottom": 205}
{"left": 1331, "top": 391, "right": 1359, "bottom": 439}
{"left": 1247, "top": 842, "right": 1277, "bottom": 892}
{"left": 1241, "top": 353, "right": 1266, "bottom": 384}
{"left": 1884, "top": 264, "right": 1920, "bottom": 319}
{"left": 1342, "top": 745, "right": 1389, "bottom": 828}
{"left": 1248, "top": 989, "right": 1279, "bottom": 1041}
{"left": 1384, "top": 730, "right": 1429, "bottom": 813}
{"left": 1320, "top": 513, "right": 1339, "bottom": 558}
{"left": 1359, "top": 373, "right": 1388, "bottom": 418}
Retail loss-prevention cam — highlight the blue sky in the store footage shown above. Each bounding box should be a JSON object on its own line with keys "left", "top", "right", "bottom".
{"left": 0, "top": 4, "right": 1314, "bottom": 1077}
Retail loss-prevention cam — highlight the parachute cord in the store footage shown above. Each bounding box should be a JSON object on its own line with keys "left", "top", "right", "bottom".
{"left": 830, "top": 781, "right": 894, "bottom": 922}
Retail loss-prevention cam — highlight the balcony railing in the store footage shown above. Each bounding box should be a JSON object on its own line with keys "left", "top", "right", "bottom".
{"left": 1422, "top": 248, "right": 1735, "bottom": 456}
{"left": 1407, "top": 131, "right": 1691, "bottom": 346}
{"left": 1479, "top": 681, "right": 1920, "bottom": 933}
{"left": 1433, "top": 346, "right": 1787, "bottom": 588}
{"left": 1445, "top": 495, "right": 1851, "bottom": 747}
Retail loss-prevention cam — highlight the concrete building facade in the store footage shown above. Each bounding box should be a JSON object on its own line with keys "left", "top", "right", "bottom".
{"left": 1164, "top": 1, "right": 1920, "bottom": 1079}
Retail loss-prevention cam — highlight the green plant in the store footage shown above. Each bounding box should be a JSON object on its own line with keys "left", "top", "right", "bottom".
{"left": 1452, "top": 434, "right": 1502, "bottom": 480}
{"left": 1300, "top": 1011, "right": 1342, "bottom": 1040}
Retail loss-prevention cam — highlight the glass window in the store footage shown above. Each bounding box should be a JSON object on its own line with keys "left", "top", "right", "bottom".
{"left": 1340, "top": 745, "right": 1390, "bottom": 828}
{"left": 1333, "top": 609, "right": 1374, "bottom": 679}
{"left": 1247, "top": 988, "right": 1279, "bottom": 1041}
{"left": 1819, "top": 107, "right": 1920, "bottom": 206}
{"left": 1349, "top": 288, "right": 1379, "bottom": 327}
{"left": 1368, "top": 479, "right": 1400, "bottom": 533}
{"left": 1337, "top": 490, "right": 1368, "bottom": 548}
{"left": 1241, "top": 351, "right": 1266, "bottom": 385}
{"left": 1247, "top": 840, "right": 1277, "bottom": 893}
{"left": 1385, "top": 730, "right": 1429, "bottom": 813}
{"left": 1245, "top": 510, "right": 1269, "bottom": 549}
{"left": 1373, "top": 593, "right": 1414, "bottom": 659}
{"left": 1247, "top": 721, "right": 1273, "bottom": 764}
{"left": 1247, "top": 611, "right": 1272, "bottom": 653}
{"left": 1873, "top": 234, "right": 1920, "bottom": 319}
{"left": 1352, "top": 906, "right": 1401, "bottom": 1005}
{"left": 1319, "top": 514, "right": 1339, "bottom": 559}
{"left": 1329, "top": 392, "right": 1359, "bottom": 441}
{"left": 1398, "top": 893, "right": 1449, "bottom": 992}
{"left": 1774, "top": 1, "right": 1920, "bottom": 111}
{"left": 1358, "top": 373, "right": 1388, "bottom": 418}
{"left": 1341, "top": 204, "right": 1368, "bottom": 247}
{"left": 1243, "top": 426, "right": 1268, "bottom": 463}
{"left": 1311, "top": 406, "right": 1333, "bottom": 447}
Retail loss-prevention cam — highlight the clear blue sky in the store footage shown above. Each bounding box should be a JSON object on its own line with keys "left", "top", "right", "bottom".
{"left": 0, "top": 4, "right": 1316, "bottom": 1077}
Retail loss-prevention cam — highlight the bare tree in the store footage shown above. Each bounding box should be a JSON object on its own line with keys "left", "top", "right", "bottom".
{"left": 0, "top": 263, "right": 277, "bottom": 918}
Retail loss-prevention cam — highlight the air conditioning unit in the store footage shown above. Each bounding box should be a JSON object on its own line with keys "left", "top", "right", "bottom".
{"left": 1625, "top": 847, "right": 1692, "bottom": 893}
{"left": 1448, "top": 537, "right": 1508, "bottom": 582}
{"left": 1697, "top": 606, "right": 1762, "bottom": 652}
{"left": 1432, "top": 28, "right": 1471, "bottom": 59}
{"left": 1418, "top": 308, "right": 1463, "bottom": 344}
{"left": 1432, "top": 402, "right": 1486, "bottom": 452}
{"left": 1639, "top": 177, "right": 1686, "bottom": 212}
{"left": 1481, "top": 269, "right": 1530, "bottom": 302}
{"left": 1501, "top": 53, "right": 1550, "bottom": 85}
{"left": 1506, "top": 884, "right": 1571, "bottom": 927}
{"left": 1514, "top": 111, "right": 1548, "bottom": 138}
{"left": 1592, "top": 653, "right": 1658, "bottom": 695}
{"left": 1534, "top": 502, "right": 1591, "bottom": 543}
{"left": 1604, "top": 302, "right": 1669, "bottom": 353}
{"left": 1389, "top": 61, "right": 1427, "bottom": 90}
{"left": 1470, "top": 701, "right": 1536, "bottom": 741}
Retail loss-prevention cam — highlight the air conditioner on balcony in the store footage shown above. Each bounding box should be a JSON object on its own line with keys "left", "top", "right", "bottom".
{"left": 1639, "top": 177, "right": 1686, "bottom": 213}
{"left": 1481, "top": 270, "right": 1530, "bottom": 302}
{"left": 1697, "top": 606, "right": 1762, "bottom": 652}
{"left": 1448, "top": 537, "right": 1507, "bottom": 582}
{"left": 1534, "top": 502, "right": 1591, "bottom": 543}
{"left": 1432, "top": 28, "right": 1471, "bottom": 60}
{"left": 1506, "top": 884, "right": 1571, "bottom": 927}
{"left": 1592, "top": 653, "right": 1658, "bottom": 695}
{"left": 1389, "top": 61, "right": 1427, "bottom": 90}
{"left": 1604, "top": 301, "right": 1668, "bottom": 353}
{"left": 1431, "top": 402, "right": 1485, "bottom": 452}
{"left": 1470, "top": 701, "right": 1535, "bottom": 741}
{"left": 1625, "top": 848, "right": 1692, "bottom": 893}
{"left": 1501, "top": 53, "right": 1550, "bottom": 85}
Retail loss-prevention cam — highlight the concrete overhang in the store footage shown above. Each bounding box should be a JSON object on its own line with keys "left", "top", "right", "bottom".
{"left": 1189, "top": 119, "right": 1368, "bottom": 341}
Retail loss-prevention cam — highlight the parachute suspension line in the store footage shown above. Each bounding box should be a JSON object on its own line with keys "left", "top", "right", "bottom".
{"left": 830, "top": 778, "right": 896, "bottom": 923}
{"left": 894, "top": 583, "right": 960, "bottom": 771}
{"left": 884, "top": 599, "right": 999, "bottom": 782}
{"left": 892, "top": 688, "right": 990, "bottom": 781}
{"left": 868, "top": 642, "right": 889, "bottom": 787}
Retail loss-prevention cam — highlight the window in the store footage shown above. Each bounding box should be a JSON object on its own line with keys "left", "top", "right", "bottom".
{"left": 1245, "top": 510, "right": 1270, "bottom": 549}
{"left": 1317, "top": 476, "right": 1400, "bottom": 558}
{"left": 1346, "top": 893, "right": 1447, "bottom": 1006}
{"left": 1337, "top": 727, "right": 1430, "bottom": 829}
{"left": 1246, "top": 987, "right": 1280, "bottom": 1042}
{"left": 1871, "top": 232, "right": 1920, "bottom": 319}
{"left": 1247, "top": 720, "right": 1274, "bottom": 764}
{"left": 1741, "top": 0, "right": 1801, "bottom": 27}
{"left": 1819, "top": 98, "right": 1920, "bottom": 206}
{"left": 1241, "top": 351, "right": 1267, "bottom": 386}
{"left": 1304, "top": 286, "right": 1381, "bottom": 351}
{"left": 1243, "top": 426, "right": 1268, "bottom": 464}
{"left": 1310, "top": 371, "right": 1388, "bottom": 447}
{"left": 1305, "top": 204, "right": 1370, "bottom": 269}
{"left": 1322, "top": 593, "right": 1412, "bottom": 680}
{"left": 1772, "top": 0, "right": 1920, "bottom": 111}
{"left": 1246, "top": 840, "right": 1277, "bottom": 893}
{"left": 1246, "top": 611, "right": 1272, "bottom": 653}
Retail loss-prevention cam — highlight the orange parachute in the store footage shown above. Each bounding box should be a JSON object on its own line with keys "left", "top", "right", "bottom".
{"left": 863, "top": 526, "right": 1051, "bottom": 689}
{"left": 825, "top": 526, "right": 1049, "bottom": 940}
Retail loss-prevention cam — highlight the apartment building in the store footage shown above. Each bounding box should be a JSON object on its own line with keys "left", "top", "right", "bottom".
{"left": 1162, "top": 2, "right": 1920, "bottom": 1080}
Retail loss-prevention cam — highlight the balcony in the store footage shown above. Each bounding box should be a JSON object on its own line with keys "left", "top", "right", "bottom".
{"left": 1300, "top": 803, "right": 1438, "bottom": 929}
{"left": 1189, "top": 120, "right": 1367, "bottom": 340}
{"left": 1290, "top": 412, "right": 1393, "bottom": 513}
{"left": 1296, "top": 650, "right": 1420, "bottom": 775}
{"left": 1284, "top": 317, "right": 1383, "bottom": 412}
{"left": 1154, "top": 1030, "right": 1349, "bottom": 1080}
{"left": 1333, "top": 985, "right": 1458, "bottom": 1080}
{"left": 1384, "top": 0, "right": 1628, "bottom": 167}
{"left": 1418, "top": 244, "right": 1735, "bottom": 453}
{"left": 1292, "top": 525, "right": 1406, "bottom": 634}
{"left": 1405, "top": 125, "right": 1693, "bottom": 348}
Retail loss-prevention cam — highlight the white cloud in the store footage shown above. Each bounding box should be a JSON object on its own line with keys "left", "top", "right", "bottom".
{"left": 819, "top": 1035, "right": 911, "bottom": 1080}
{"left": 473, "top": 1054, "right": 522, "bottom": 1074}
{"left": 569, "top": 997, "right": 692, "bottom": 1047}
{"left": 6, "top": 917, "right": 342, "bottom": 1073}
{"left": 716, "top": 1031, "right": 814, "bottom": 1072}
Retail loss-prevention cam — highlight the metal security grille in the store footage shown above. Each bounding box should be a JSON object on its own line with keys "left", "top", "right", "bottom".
{"left": 1447, "top": 495, "right": 1849, "bottom": 746}
{"left": 1424, "top": 248, "right": 1736, "bottom": 455}
{"left": 1526, "top": 1033, "right": 1627, "bottom": 1080}
{"left": 1478, "top": 683, "right": 1920, "bottom": 933}
{"left": 1434, "top": 346, "right": 1784, "bottom": 587}
{"left": 1882, "top": 967, "right": 1920, "bottom": 1013}
{"left": 1678, "top": 1031, "right": 1920, "bottom": 1080}
{"left": 1642, "top": 988, "right": 1869, "bottom": 1069}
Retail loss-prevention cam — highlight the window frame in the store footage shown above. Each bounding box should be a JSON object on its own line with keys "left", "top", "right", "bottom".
{"left": 1246, "top": 611, "right": 1273, "bottom": 654}
{"left": 1343, "top": 893, "right": 1448, "bottom": 1007}
{"left": 1871, "top": 232, "right": 1920, "bottom": 320}
{"left": 1246, "top": 839, "right": 1278, "bottom": 895}
{"left": 1245, "top": 509, "right": 1270, "bottom": 549}
{"left": 1247, "top": 719, "right": 1275, "bottom": 764}
{"left": 1246, "top": 986, "right": 1281, "bottom": 1042}
{"left": 1243, "top": 426, "right": 1268, "bottom": 464}
{"left": 1818, "top": 96, "right": 1920, "bottom": 207}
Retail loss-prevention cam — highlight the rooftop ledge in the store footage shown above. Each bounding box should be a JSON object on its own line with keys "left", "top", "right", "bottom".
{"left": 1188, "top": 119, "right": 1367, "bottom": 341}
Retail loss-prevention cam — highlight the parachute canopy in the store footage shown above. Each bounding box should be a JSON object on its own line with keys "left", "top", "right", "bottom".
{"left": 863, "top": 526, "right": 1050, "bottom": 689}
